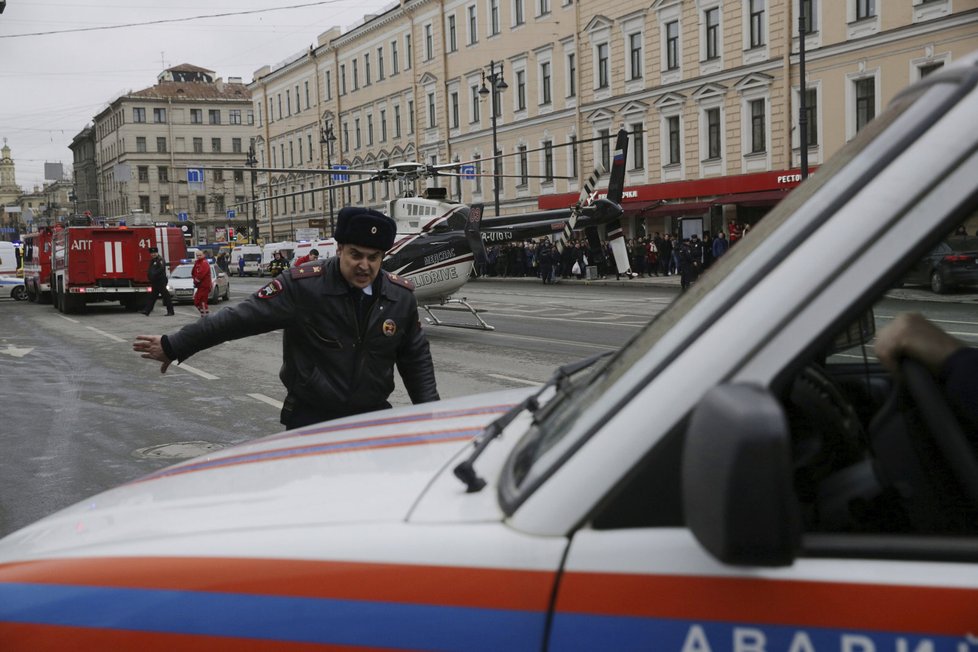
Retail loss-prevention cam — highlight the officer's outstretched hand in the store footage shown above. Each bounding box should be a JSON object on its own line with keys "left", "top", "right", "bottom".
{"left": 133, "top": 335, "right": 173, "bottom": 373}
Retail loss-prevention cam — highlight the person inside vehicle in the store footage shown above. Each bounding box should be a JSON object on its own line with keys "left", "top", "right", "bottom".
{"left": 293, "top": 248, "right": 319, "bottom": 267}
{"left": 874, "top": 312, "right": 978, "bottom": 434}
{"left": 133, "top": 207, "right": 439, "bottom": 430}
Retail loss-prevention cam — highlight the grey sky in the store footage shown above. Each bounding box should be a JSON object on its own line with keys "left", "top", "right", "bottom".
{"left": 0, "top": 0, "right": 394, "bottom": 191}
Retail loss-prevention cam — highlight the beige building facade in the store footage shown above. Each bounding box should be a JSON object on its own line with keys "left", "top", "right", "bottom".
{"left": 250, "top": 0, "right": 978, "bottom": 241}
{"left": 92, "top": 64, "right": 254, "bottom": 244}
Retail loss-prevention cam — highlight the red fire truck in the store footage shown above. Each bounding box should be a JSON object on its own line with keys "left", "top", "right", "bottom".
{"left": 44, "top": 225, "right": 185, "bottom": 313}
{"left": 21, "top": 226, "right": 55, "bottom": 303}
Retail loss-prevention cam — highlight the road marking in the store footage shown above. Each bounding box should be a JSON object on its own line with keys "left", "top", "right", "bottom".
{"left": 172, "top": 362, "right": 219, "bottom": 380}
{"left": 486, "top": 373, "right": 543, "bottom": 387}
{"left": 248, "top": 393, "right": 284, "bottom": 409}
{"left": 0, "top": 345, "right": 33, "bottom": 358}
{"left": 484, "top": 310, "right": 647, "bottom": 328}
{"left": 85, "top": 326, "right": 125, "bottom": 343}
{"left": 56, "top": 315, "right": 79, "bottom": 324}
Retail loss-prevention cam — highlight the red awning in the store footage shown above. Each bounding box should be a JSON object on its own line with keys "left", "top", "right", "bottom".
{"left": 711, "top": 189, "right": 789, "bottom": 207}
{"left": 645, "top": 201, "right": 714, "bottom": 217}
{"left": 620, "top": 200, "right": 663, "bottom": 214}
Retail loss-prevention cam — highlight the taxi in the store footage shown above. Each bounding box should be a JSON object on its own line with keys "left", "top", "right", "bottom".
{"left": 1, "top": 54, "right": 977, "bottom": 648}
{"left": 165, "top": 259, "right": 230, "bottom": 304}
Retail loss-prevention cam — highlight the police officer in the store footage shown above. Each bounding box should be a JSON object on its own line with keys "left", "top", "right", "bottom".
{"left": 142, "top": 247, "right": 175, "bottom": 316}
{"left": 133, "top": 207, "right": 439, "bottom": 429}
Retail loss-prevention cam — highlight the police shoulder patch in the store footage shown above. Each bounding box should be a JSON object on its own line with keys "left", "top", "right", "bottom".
{"left": 386, "top": 272, "right": 415, "bottom": 291}
{"left": 290, "top": 263, "right": 325, "bottom": 280}
{"left": 257, "top": 279, "right": 284, "bottom": 300}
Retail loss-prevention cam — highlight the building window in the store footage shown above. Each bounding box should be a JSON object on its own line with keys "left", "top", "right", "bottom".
{"left": 153, "top": 108, "right": 166, "bottom": 123}
{"left": 448, "top": 15, "right": 457, "bottom": 51}
{"left": 541, "top": 62, "right": 552, "bottom": 104}
{"left": 137, "top": 166, "right": 149, "bottom": 182}
{"left": 855, "top": 0, "right": 875, "bottom": 20}
{"left": 287, "top": 90, "right": 292, "bottom": 115}
{"left": 209, "top": 109, "right": 221, "bottom": 125}
{"left": 190, "top": 109, "right": 202, "bottom": 124}
{"left": 409, "top": 100, "right": 415, "bottom": 134}
{"left": 305, "top": 81, "right": 311, "bottom": 108}
{"left": 706, "top": 108, "right": 721, "bottom": 159}
{"left": 800, "top": 0, "right": 816, "bottom": 33}
{"left": 451, "top": 92, "right": 460, "bottom": 128}
{"left": 353, "top": 60, "right": 359, "bottom": 90}
{"left": 519, "top": 145, "right": 529, "bottom": 185}
{"left": 367, "top": 115, "right": 374, "bottom": 145}
{"left": 428, "top": 93, "right": 437, "bottom": 128}
{"left": 538, "top": 0, "right": 550, "bottom": 16}
{"left": 666, "top": 21, "right": 679, "bottom": 70}
{"left": 158, "top": 166, "right": 169, "bottom": 182}
{"left": 490, "top": 0, "right": 500, "bottom": 35}
{"left": 631, "top": 124, "right": 644, "bottom": 170}
{"left": 515, "top": 0, "right": 525, "bottom": 25}
{"left": 392, "top": 41, "right": 399, "bottom": 74}
{"left": 214, "top": 195, "right": 224, "bottom": 212}
{"left": 193, "top": 137, "right": 203, "bottom": 153}
{"left": 133, "top": 107, "right": 146, "bottom": 123}
{"left": 468, "top": 5, "right": 478, "bottom": 44}
{"left": 599, "top": 128, "right": 611, "bottom": 170}
{"left": 340, "top": 64, "right": 347, "bottom": 94}
{"left": 919, "top": 61, "right": 944, "bottom": 78}
{"left": 160, "top": 195, "right": 170, "bottom": 212}
{"left": 210, "top": 138, "right": 220, "bottom": 153}
{"left": 705, "top": 7, "right": 720, "bottom": 60}
{"left": 395, "top": 105, "right": 402, "bottom": 137}
{"left": 378, "top": 48, "right": 385, "bottom": 79}
{"left": 381, "top": 109, "right": 388, "bottom": 141}
{"left": 229, "top": 109, "right": 241, "bottom": 125}
{"left": 425, "top": 24, "right": 434, "bottom": 60}
{"left": 355, "top": 118, "right": 362, "bottom": 148}
{"left": 474, "top": 155, "right": 483, "bottom": 193}
{"left": 543, "top": 140, "right": 553, "bottom": 181}
{"left": 668, "top": 116, "right": 681, "bottom": 165}
{"left": 855, "top": 77, "right": 875, "bottom": 132}
{"left": 568, "top": 53, "right": 576, "bottom": 97}
{"left": 214, "top": 170, "right": 224, "bottom": 183}
{"left": 749, "top": 0, "right": 765, "bottom": 48}
{"left": 405, "top": 34, "right": 412, "bottom": 69}
{"left": 570, "top": 135, "right": 578, "bottom": 178}
{"left": 139, "top": 196, "right": 150, "bottom": 213}
{"left": 196, "top": 196, "right": 207, "bottom": 213}
{"left": 804, "top": 88, "right": 818, "bottom": 146}
{"left": 157, "top": 137, "right": 167, "bottom": 153}
{"left": 471, "top": 85, "right": 481, "bottom": 122}
{"left": 750, "top": 99, "right": 766, "bottom": 153}
{"left": 516, "top": 70, "right": 527, "bottom": 111}
{"left": 629, "top": 33, "right": 642, "bottom": 80}
{"left": 234, "top": 170, "right": 244, "bottom": 183}
{"left": 597, "top": 43, "right": 609, "bottom": 88}
{"left": 232, "top": 137, "right": 242, "bottom": 154}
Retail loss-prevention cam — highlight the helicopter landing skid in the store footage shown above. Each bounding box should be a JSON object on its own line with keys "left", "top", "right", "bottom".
{"left": 422, "top": 299, "right": 495, "bottom": 331}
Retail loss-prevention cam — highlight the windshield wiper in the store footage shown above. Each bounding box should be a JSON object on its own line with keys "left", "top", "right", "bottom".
{"left": 453, "top": 351, "right": 612, "bottom": 493}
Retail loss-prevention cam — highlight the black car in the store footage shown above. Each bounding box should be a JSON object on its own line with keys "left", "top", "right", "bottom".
{"left": 901, "top": 238, "right": 978, "bottom": 293}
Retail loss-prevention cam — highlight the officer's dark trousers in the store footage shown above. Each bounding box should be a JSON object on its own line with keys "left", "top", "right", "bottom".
{"left": 281, "top": 395, "right": 392, "bottom": 430}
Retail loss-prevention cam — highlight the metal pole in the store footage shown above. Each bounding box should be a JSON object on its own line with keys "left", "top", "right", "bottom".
{"left": 327, "top": 127, "right": 336, "bottom": 236}
{"left": 490, "top": 61, "right": 501, "bottom": 217}
{"left": 247, "top": 146, "right": 258, "bottom": 244}
{"left": 798, "top": 14, "right": 809, "bottom": 181}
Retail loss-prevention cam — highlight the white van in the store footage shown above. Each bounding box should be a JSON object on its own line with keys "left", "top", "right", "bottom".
{"left": 0, "top": 241, "right": 19, "bottom": 275}
{"left": 291, "top": 239, "right": 337, "bottom": 265}
{"left": 260, "top": 241, "right": 297, "bottom": 276}
{"left": 230, "top": 244, "right": 263, "bottom": 276}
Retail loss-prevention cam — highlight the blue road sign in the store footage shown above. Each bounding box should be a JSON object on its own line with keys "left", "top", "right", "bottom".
{"left": 187, "top": 168, "right": 204, "bottom": 184}
{"left": 226, "top": 209, "right": 236, "bottom": 220}
{"left": 178, "top": 212, "right": 189, "bottom": 222}
{"left": 461, "top": 164, "right": 476, "bottom": 180}
{"left": 330, "top": 164, "right": 350, "bottom": 182}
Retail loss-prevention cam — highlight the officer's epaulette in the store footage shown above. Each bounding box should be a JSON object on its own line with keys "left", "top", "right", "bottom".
{"left": 290, "top": 262, "right": 326, "bottom": 280}
{"left": 386, "top": 272, "right": 415, "bottom": 291}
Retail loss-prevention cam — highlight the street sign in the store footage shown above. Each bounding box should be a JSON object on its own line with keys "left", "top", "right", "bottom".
{"left": 178, "top": 212, "right": 189, "bottom": 222}
{"left": 226, "top": 209, "right": 236, "bottom": 220}
{"left": 461, "top": 164, "right": 476, "bottom": 180}
{"left": 187, "top": 168, "right": 204, "bottom": 184}
{"left": 330, "top": 165, "right": 350, "bottom": 182}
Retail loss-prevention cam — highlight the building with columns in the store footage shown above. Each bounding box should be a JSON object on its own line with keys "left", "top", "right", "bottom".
{"left": 249, "top": 0, "right": 978, "bottom": 241}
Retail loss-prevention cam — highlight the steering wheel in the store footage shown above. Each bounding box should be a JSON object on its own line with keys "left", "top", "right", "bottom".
{"left": 900, "top": 357, "right": 978, "bottom": 505}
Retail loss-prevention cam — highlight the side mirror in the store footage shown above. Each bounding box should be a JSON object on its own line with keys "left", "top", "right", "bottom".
{"left": 683, "top": 384, "right": 801, "bottom": 567}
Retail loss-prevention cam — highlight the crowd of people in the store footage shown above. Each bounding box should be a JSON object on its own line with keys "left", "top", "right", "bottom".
{"left": 476, "top": 226, "right": 744, "bottom": 290}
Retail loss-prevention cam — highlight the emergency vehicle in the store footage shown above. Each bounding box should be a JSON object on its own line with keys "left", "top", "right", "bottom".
{"left": 1, "top": 52, "right": 978, "bottom": 649}
{"left": 48, "top": 224, "right": 185, "bottom": 313}
{"left": 21, "top": 227, "right": 54, "bottom": 302}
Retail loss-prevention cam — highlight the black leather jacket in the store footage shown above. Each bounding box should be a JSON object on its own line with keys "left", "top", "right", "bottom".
{"left": 147, "top": 258, "right": 168, "bottom": 288}
{"left": 163, "top": 258, "right": 439, "bottom": 418}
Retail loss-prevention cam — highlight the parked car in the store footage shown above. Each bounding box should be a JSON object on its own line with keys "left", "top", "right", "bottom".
{"left": 901, "top": 239, "right": 978, "bottom": 293}
{"left": 166, "top": 262, "right": 230, "bottom": 304}
{"left": 0, "top": 274, "right": 26, "bottom": 301}
{"left": 2, "top": 52, "right": 978, "bottom": 649}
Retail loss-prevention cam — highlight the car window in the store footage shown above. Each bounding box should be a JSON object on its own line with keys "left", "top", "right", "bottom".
{"left": 171, "top": 265, "right": 193, "bottom": 279}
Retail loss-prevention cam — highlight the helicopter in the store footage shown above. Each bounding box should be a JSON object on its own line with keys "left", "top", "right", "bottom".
{"left": 227, "top": 128, "right": 633, "bottom": 330}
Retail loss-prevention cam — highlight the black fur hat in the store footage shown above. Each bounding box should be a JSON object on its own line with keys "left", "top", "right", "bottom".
{"left": 334, "top": 207, "right": 396, "bottom": 251}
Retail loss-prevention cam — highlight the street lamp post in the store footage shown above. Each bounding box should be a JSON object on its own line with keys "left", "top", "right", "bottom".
{"left": 479, "top": 60, "right": 508, "bottom": 217}
{"left": 320, "top": 119, "right": 337, "bottom": 236}
{"left": 245, "top": 145, "right": 259, "bottom": 244}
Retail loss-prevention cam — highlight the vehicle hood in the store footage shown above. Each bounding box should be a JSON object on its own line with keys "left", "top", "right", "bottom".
{"left": 0, "top": 390, "right": 529, "bottom": 561}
